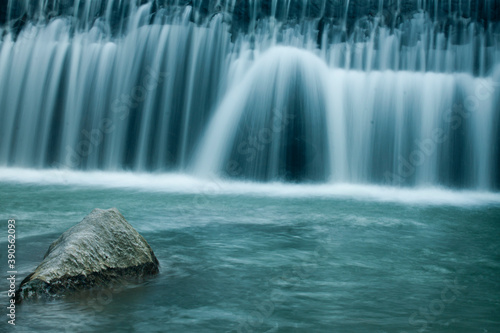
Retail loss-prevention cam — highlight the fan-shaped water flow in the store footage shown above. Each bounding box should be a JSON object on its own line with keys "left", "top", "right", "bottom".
{"left": 193, "top": 46, "right": 346, "bottom": 182}
{"left": 194, "top": 46, "right": 500, "bottom": 189}
{"left": 0, "top": 0, "right": 499, "bottom": 190}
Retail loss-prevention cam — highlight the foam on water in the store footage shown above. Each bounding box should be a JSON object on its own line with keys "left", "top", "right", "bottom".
{"left": 1, "top": 1, "right": 499, "bottom": 190}
{"left": 1, "top": 167, "right": 499, "bottom": 206}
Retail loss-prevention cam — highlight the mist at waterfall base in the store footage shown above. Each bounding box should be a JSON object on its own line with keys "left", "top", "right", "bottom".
{"left": 1, "top": 0, "right": 500, "bottom": 332}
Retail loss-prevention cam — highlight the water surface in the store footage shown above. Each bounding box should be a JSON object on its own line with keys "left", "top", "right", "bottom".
{"left": 1, "top": 172, "right": 499, "bottom": 332}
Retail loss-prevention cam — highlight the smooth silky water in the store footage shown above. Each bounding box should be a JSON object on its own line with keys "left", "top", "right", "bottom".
{"left": 1, "top": 171, "right": 500, "bottom": 332}
{"left": 1, "top": 0, "right": 499, "bottom": 332}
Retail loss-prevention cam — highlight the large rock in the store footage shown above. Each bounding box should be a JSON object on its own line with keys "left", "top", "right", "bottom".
{"left": 17, "top": 208, "right": 159, "bottom": 301}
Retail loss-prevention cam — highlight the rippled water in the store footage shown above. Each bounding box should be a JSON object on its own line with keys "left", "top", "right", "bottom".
{"left": 0, "top": 171, "right": 499, "bottom": 332}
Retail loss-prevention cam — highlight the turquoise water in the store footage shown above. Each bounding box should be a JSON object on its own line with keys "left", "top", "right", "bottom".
{"left": 1, "top": 170, "right": 499, "bottom": 332}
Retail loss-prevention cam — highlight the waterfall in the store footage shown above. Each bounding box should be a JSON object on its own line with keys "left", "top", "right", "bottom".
{"left": 194, "top": 47, "right": 499, "bottom": 187}
{"left": 0, "top": 0, "right": 499, "bottom": 189}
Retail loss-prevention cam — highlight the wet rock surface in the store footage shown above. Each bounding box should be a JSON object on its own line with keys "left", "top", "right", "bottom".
{"left": 17, "top": 208, "right": 159, "bottom": 301}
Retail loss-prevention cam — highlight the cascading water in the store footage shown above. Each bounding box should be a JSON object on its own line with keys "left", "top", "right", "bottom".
{"left": 193, "top": 47, "right": 345, "bottom": 182}
{"left": 0, "top": 0, "right": 499, "bottom": 189}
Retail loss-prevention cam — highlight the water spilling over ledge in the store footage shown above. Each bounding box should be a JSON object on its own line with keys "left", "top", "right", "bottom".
{"left": 0, "top": 0, "right": 499, "bottom": 189}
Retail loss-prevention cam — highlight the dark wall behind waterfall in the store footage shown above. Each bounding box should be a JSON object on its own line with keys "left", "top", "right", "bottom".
{"left": 0, "top": 0, "right": 499, "bottom": 189}
{"left": 2, "top": 1, "right": 500, "bottom": 28}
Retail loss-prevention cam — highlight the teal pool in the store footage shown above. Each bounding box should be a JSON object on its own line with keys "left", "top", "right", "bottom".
{"left": 1, "top": 169, "right": 499, "bottom": 332}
